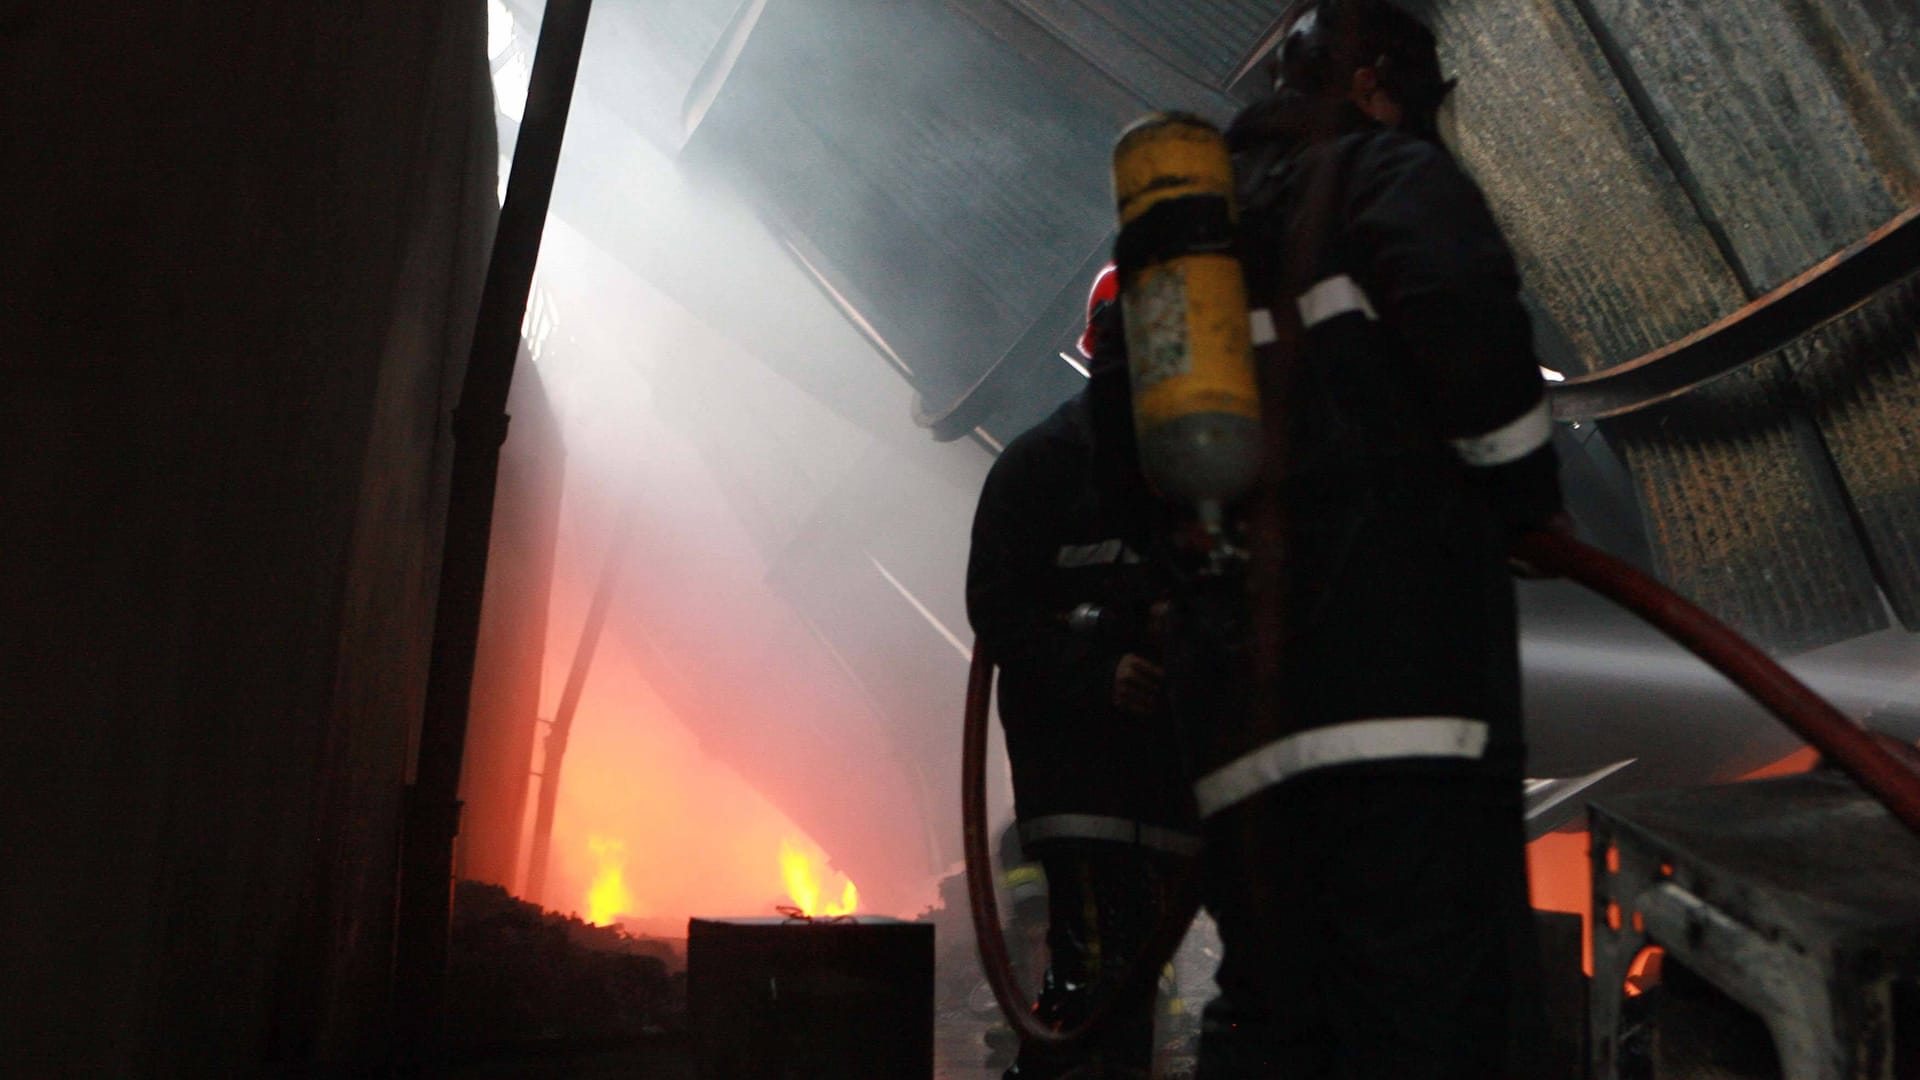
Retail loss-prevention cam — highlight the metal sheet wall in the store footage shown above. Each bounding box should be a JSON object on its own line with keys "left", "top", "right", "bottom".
{"left": 1429, "top": 0, "right": 1919, "bottom": 650}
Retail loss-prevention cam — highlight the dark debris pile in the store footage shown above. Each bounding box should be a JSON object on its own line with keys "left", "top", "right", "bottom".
{"left": 448, "top": 880, "right": 686, "bottom": 1047}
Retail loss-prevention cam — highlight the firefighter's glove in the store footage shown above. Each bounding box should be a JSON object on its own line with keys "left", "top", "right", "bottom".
{"left": 1112, "top": 653, "right": 1164, "bottom": 718}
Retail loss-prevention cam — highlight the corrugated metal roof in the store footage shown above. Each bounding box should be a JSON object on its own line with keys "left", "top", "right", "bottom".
{"left": 681, "top": 0, "right": 1136, "bottom": 411}
{"left": 1090, "top": 0, "right": 1282, "bottom": 84}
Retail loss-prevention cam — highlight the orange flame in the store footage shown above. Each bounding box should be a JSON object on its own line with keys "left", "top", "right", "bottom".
{"left": 1623, "top": 945, "right": 1665, "bottom": 997}
{"left": 584, "top": 835, "right": 637, "bottom": 926}
{"left": 779, "top": 839, "right": 858, "bottom": 916}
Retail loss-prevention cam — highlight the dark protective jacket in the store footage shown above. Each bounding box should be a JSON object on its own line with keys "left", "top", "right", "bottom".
{"left": 1185, "top": 94, "right": 1564, "bottom": 818}
{"left": 966, "top": 387, "right": 1197, "bottom": 852}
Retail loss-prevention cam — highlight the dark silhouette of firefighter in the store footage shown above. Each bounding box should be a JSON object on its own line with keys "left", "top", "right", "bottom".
{"left": 1171, "top": 2, "right": 1566, "bottom": 1077}
{"left": 967, "top": 267, "right": 1201, "bottom": 1079}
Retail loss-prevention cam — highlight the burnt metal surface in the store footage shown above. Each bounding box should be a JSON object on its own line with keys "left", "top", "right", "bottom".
{"left": 1605, "top": 363, "right": 1888, "bottom": 655}
{"left": 915, "top": 238, "right": 1107, "bottom": 443}
{"left": 1573, "top": 0, "right": 1905, "bottom": 292}
{"left": 1525, "top": 0, "right": 1920, "bottom": 645}
{"left": 1422, "top": 2, "right": 1770, "bottom": 645}
{"left": 1785, "top": 0, "right": 1920, "bottom": 206}
{"left": 1590, "top": 772, "right": 1920, "bottom": 1079}
{"left": 1423, "top": 0, "right": 1897, "bottom": 653}
{"left": 1422, "top": 0, "right": 1747, "bottom": 377}
{"left": 676, "top": 0, "right": 1259, "bottom": 444}
{"left": 1788, "top": 277, "right": 1920, "bottom": 630}
{"left": 678, "top": 0, "right": 1136, "bottom": 418}
{"left": 1569, "top": 0, "right": 1920, "bottom": 644}
{"left": 1548, "top": 206, "right": 1920, "bottom": 421}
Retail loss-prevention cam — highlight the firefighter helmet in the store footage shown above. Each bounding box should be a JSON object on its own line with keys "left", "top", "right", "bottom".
{"left": 1077, "top": 263, "right": 1120, "bottom": 360}
{"left": 1272, "top": 0, "right": 1454, "bottom": 136}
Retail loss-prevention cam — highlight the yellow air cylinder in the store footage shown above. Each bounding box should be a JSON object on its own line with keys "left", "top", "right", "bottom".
{"left": 1112, "top": 112, "right": 1261, "bottom": 528}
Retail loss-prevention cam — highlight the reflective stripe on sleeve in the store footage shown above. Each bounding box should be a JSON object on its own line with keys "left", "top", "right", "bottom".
{"left": 1192, "top": 717, "right": 1491, "bottom": 818}
{"left": 1449, "top": 398, "right": 1553, "bottom": 466}
{"left": 1018, "top": 813, "right": 1204, "bottom": 857}
{"left": 1249, "top": 308, "right": 1278, "bottom": 346}
{"left": 1297, "top": 274, "right": 1379, "bottom": 329}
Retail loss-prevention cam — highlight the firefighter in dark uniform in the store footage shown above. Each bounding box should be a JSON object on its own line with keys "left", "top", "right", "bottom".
{"left": 1178, "top": 2, "right": 1566, "bottom": 1077}
{"left": 967, "top": 267, "right": 1201, "bottom": 1079}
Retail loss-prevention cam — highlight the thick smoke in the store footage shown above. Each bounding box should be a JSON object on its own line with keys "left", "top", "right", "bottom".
{"left": 477, "top": 0, "right": 1009, "bottom": 925}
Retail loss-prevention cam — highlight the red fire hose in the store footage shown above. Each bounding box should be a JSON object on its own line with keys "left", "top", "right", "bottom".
{"left": 1509, "top": 531, "right": 1920, "bottom": 833}
{"left": 962, "top": 529, "right": 1920, "bottom": 1047}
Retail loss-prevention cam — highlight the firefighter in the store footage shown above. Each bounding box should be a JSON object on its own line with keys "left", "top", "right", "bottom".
{"left": 1177, "top": 2, "right": 1566, "bottom": 1077}
{"left": 967, "top": 267, "right": 1201, "bottom": 1079}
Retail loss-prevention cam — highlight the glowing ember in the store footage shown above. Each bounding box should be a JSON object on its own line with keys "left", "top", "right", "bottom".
{"left": 779, "top": 839, "right": 858, "bottom": 917}
{"left": 1528, "top": 830, "right": 1594, "bottom": 974}
{"left": 584, "top": 835, "right": 636, "bottom": 926}
{"left": 1624, "top": 945, "right": 1665, "bottom": 997}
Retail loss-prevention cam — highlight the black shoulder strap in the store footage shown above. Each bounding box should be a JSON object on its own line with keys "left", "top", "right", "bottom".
{"left": 1244, "top": 130, "right": 1356, "bottom": 391}
{"left": 1240, "top": 124, "right": 1357, "bottom": 749}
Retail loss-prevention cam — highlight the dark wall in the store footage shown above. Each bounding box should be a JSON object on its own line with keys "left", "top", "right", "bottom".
{"left": 0, "top": 2, "right": 496, "bottom": 1070}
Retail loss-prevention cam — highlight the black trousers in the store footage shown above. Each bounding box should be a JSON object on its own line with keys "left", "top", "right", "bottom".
{"left": 1195, "top": 771, "right": 1540, "bottom": 1080}
{"left": 1007, "top": 842, "right": 1185, "bottom": 1080}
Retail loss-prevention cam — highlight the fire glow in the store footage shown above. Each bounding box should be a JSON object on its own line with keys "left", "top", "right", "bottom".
{"left": 1525, "top": 747, "right": 1819, "bottom": 975}
{"left": 779, "top": 839, "right": 858, "bottom": 917}
{"left": 584, "top": 835, "right": 636, "bottom": 926}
